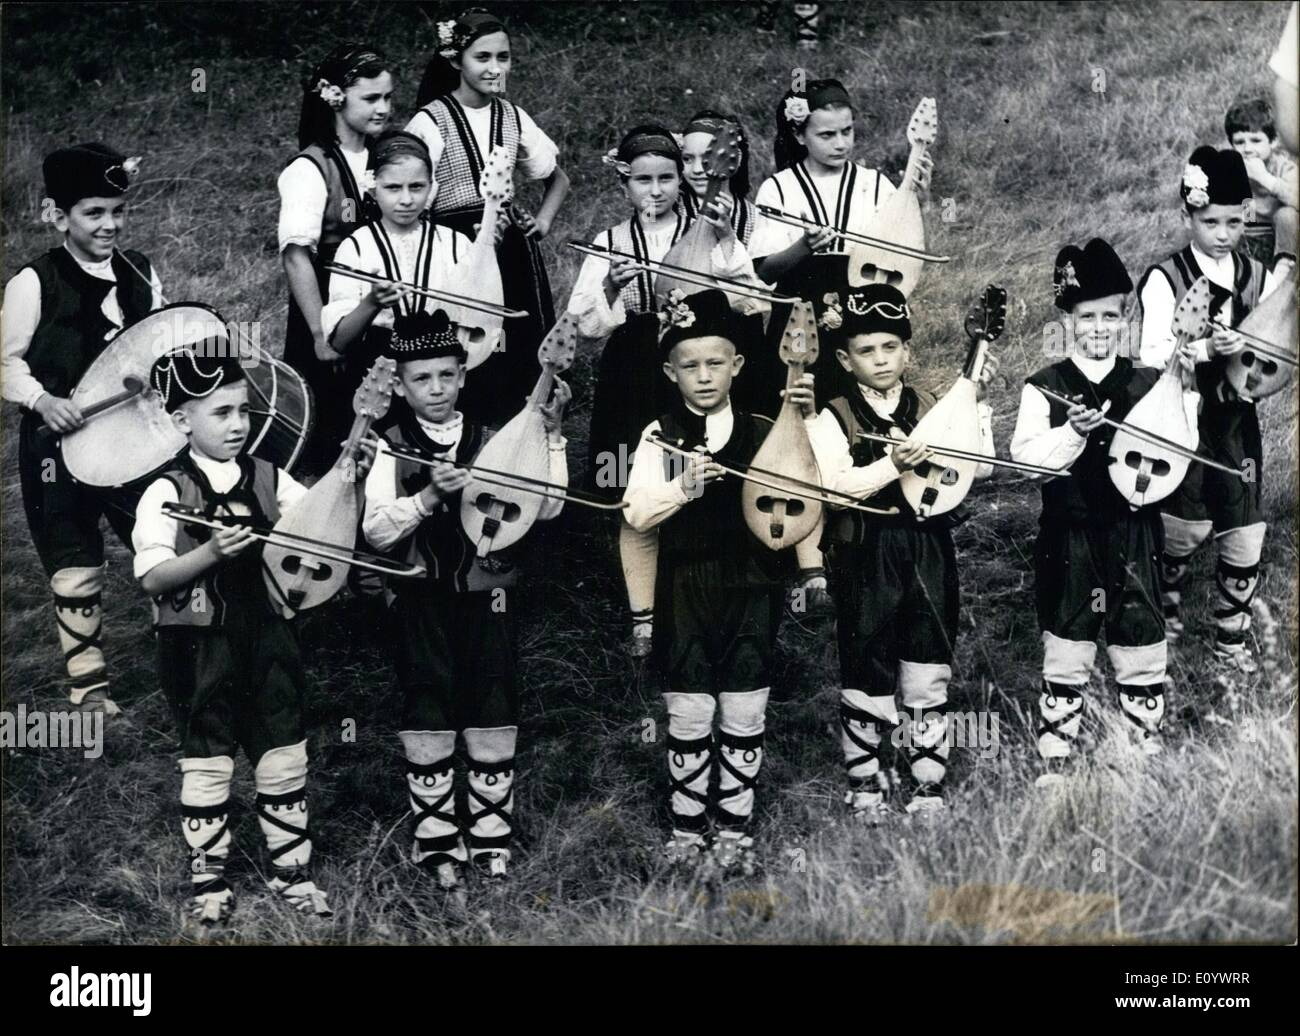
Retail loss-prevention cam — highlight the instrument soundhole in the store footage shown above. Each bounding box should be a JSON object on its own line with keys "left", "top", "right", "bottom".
{"left": 476, "top": 496, "right": 523, "bottom": 523}
{"left": 940, "top": 468, "right": 960, "bottom": 486}
{"left": 756, "top": 497, "right": 807, "bottom": 518}
{"left": 1124, "top": 452, "right": 1171, "bottom": 477}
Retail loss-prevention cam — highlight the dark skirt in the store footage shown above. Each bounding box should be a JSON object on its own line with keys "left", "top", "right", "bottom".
{"left": 434, "top": 207, "right": 556, "bottom": 427}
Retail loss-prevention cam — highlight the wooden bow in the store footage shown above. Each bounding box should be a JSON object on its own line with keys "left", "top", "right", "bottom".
{"left": 324, "top": 261, "right": 526, "bottom": 320}
{"left": 756, "top": 204, "right": 951, "bottom": 264}
{"left": 566, "top": 241, "right": 800, "bottom": 304}
{"left": 857, "top": 432, "right": 1071, "bottom": 477}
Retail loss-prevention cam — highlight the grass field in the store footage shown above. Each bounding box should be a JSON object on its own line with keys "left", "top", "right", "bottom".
{"left": 2, "top": 0, "right": 1296, "bottom": 945}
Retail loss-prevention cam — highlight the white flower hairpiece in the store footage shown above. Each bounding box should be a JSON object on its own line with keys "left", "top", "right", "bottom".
{"left": 671, "top": 132, "right": 685, "bottom": 149}
{"left": 1052, "top": 261, "right": 1080, "bottom": 298}
{"left": 317, "top": 79, "right": 346, "bottom": 109}
{"left": 122, "top": 156, "right": 142, "bottom": 178}
{"left": 1182, "top": 162, "right": 1210, "bottom": 208}
{"left": 660, "top": 288, "right": 696, "bottom": 330}
{"left": 784, "top": 96, "right": 811, "bottom": 125}
{"left": 818, "top": 291, "right": 843, "bottom": 330}
{"left": 360, "top": 170, "right": 377, "bottom": 192}
{"left": 601, "top": 148, "right": 632, "bottom": 176}
{"left": 437, "top": 19, "right": 456, "bottom": 45}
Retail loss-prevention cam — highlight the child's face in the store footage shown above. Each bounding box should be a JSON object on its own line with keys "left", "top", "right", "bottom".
{"left": 681, "top": 131, "right": 716, "bottom": 199}
{"left": 455, "top": 31, "right": 511, "bottom": 97}
{"left": 1182, "top": 203, "right": 1246, "bottom": 258}
{"left": 837, "top": 333, "right": 908, "bottom": 392}
{"left": 375, "top": 155, "right": 432, "bottom": 227}
{"left": 1070, "top": 294, "right": 1126, "bottom": 360}
{"left": 623, "top": 154, "right": 680, "bottom": 220}
{"left": 173, "top": 381, "right": 250, "bottom": 462}
{"left": 797, "top": 106, "right": 854, "bottom": 171}
{"left": 663, "top": 336, "right": 742, "bottom": 414}
{"left": 57, "top": 196, "right": 126, "bottom": 262}
{"left": 396, "top": 355, "right": 464, "bottom": 423}
{"left": 340, "top": 72, "right": 393, "bottom": 138}
{"left": 1229, "top": 130, "right": 1273, "bottom": 163}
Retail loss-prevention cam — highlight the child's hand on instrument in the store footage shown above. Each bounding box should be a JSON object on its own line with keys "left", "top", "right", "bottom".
{"left": 701, "top": 192, "right": 737, "bottom": 243}
{"left": 350, "top": 432, "right": 379, "bottom": 480}
{"left": 802, "top": 223, "right": 837, "bottom": 254}
{"left": 976, "top": 354, "right": 1000, "bottom": 401}
{"left": 1176, "top": 341, "right": 1200, "bottom": 388}
{"left": 1207, "top": 326, "right": 1244, "bottom": 357}
{"left": 513, "top": 207, "right": 549, "bottom": 239}
{"left": 680, "top": 448, "right": 726, "bottom": 495}
{"left": 781, "top": 372, "right": 816, "bottom": 418}
{"left": 1067, "top": 399, "right": 1110, "bottom": 435}
{"left": 207, "top": 523, "right": 258, "bottom": 560}
{"left": 913, "top": 152, "right": 934, "bottom": 195}
{"left": 367, "top": 279, "right": 411, "bottom": 309}
{"left": 423, "top": 460, "right": 471, "bottom": 504}
{"left": 541, "top": 377, "right": 571, "bottom": 439}
{"left": 35, "top": 394, "right": 84, "bottom": 433}
{"left": 889, "top": 438, "right": 930, "bottom": 472}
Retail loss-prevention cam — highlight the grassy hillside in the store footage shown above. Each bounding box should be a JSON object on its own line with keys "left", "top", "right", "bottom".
{"left": 2, "top": 0, "right": 1296, "bottom": 944}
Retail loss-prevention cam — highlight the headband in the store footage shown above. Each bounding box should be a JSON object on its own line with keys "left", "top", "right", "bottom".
{"left": 437, "top": 8, "right": 507, "bottom": 58}
{"left": 369, "top": 131, "right": 433, "bottom": 173}
{"left": 602, "top": 128, "right": 682, "bottom": 175}
{"left": 784, "top": 79, "right": 853, "bottom": 125}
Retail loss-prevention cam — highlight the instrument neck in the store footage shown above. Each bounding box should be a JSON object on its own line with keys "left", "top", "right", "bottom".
{"left": 962, "top": 336, "right": 990, "bottom": 383}
{"left": 782, "top": 358, "right": 807, "bottom": 402}
{"left": 902, "top": 140, "right": 930, "bottom": 193}
{"left": 526, "top": 361, "right": 558, "bottom": 412}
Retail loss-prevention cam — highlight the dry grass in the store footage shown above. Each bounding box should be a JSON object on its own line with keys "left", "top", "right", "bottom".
{"left": 1, "top": 0, "right": 1296, "bottom": 945}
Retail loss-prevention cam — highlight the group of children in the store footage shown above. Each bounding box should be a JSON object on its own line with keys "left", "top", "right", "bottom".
{"left": 2, "top": 5, "right": 1295, "bottom": 920}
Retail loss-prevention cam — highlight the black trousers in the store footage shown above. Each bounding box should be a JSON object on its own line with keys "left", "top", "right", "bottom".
{"left": 1163, "top": 397, "right": 1262, "bottom": 533}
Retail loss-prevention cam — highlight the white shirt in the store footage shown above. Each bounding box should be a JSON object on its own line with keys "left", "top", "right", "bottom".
{"left": 1271, "top": 3, "right": 1298, "bottom": 90}
{"left": 566, "top": 216, "right": 766, "bottom": 340}
{"left": 276, "top": 144, "right": 370, "bottom": 253}
{"left": 132, "top": 450, "right": 308, "bottom": 578}
{"left": 362, "top": 412, "right": 567, "bottom": 551}
{"left": 749, "top": 162, "right": 898, "bottom": 261}
{"left": 1, "top": 242, "right": 165, "bottom": 409}
{"left": 404, "top": 101, "right": 558, "bottom": 200}
{"left": 1009, "top": 354, "right": 1200, "bottom": 472}
{"left": 1139, "top": 244, "right": 1278, "bottom": 368}
{"left": 320, "top": 220, "right": 472, "bottom": 343}
{"left": 622, "top": 402, "right": 735, "bottom": 533}
{"left": 806, "top": 384, "right": 994, "bottom": 504}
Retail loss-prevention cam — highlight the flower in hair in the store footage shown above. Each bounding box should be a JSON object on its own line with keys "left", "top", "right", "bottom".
{"left": 784, "top": 96, "right": 811, "bottom": 124}
{"left": 661, "top": 288, "right": 695, "bottom": 330}
{"left": 601, "top": 148, "right": 632, "bottom": 176}
{"left": 819, "top": 292, "right": 843, "bottom": 330}
{"left": 317, "top": 79, "right": 346, "bottom": 109}
{"left": 360, "top": 170, "right": 377, "bottom": 192}
{"left": 1052, "top": 261, "right": 1080, "bottom": 298}
{"left": 437, "top": 19, "right": 456, "bottom": 46}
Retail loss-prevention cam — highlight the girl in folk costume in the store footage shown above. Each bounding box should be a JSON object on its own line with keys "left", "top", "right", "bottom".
{"left": 320, "top": 131, "right": 474, "bottom": 374}
{"left": 278, "top": 44, "right": 393, "bottom": 480}
{"left": 406, "top": 7, "right": 571, "bottom": 425}
{"left": 753, "top": 79, "right": 928, "bottom": 611}
{"left": 569, "top": 125, "right": 767, "bottom": 658}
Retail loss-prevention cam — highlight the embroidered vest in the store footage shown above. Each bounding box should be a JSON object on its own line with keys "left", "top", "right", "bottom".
{"left": 605, "top": 214, "right": 687, "bottom": 315}
{"left": 293, "top": 143, "right": 367, "bottom": 261}
{"left": 1025, "top": 358, "right": 1160, "bottom": 525}
{"left": 420, "top": 96, "right": 522, "bottom": 216}
{"left": 384, "top": 412, "right": 522, "bottom": 592}
{"left": 21, "top": 247, "right": 153, "bottom": 403}
{"left": 1137, "top": 246, "right": 1264, "bottom": 402}
{"left": 151, "top": 454, "right": 281, "bottom": 627}
{"left": 822, "top": 385, "right": 965, "bottom": 537}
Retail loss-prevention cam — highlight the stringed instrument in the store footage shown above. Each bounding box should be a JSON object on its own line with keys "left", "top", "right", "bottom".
{"left": 439, "top": 146, "right": 513, "bottom": 370}
{"left": 1106, "top": 277, "right": 1212, "bottom": 508}
{"left": 899, "top": 285, "right": 1006, "bottom": 520}
{"left": 459, "top": 310, "right": 578, "bottom": 556}
{"left": 654, "top": 121, "right": 744, "bottom": 303}
{"left": 262, "top": 357, "right": 397, "bottom": 617}
{"left": 742, "top": 300, "right": 823, "bottom": 549}
{"left": 847, "top": 97, "right": 937, "bottom": 297}
{"left": 1225, "top": 266, "right": 1298, "bottom": 401}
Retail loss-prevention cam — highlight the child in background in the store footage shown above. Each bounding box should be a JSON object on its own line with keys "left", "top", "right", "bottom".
{"left": 278, "top": 43, "right": 393, "bottom": 479}
{"left": 1225, "top": 95, "right": 1298, "bottom": 267}
{"left": 408, "top": 6, "right": 570, "bottom": 425}
{"left": 1, "top": 142, "right": 162, "bottom": 715}
{"left": 1014, "top": 239, "right": 1197, "bottom": 780}
{"left": 1139, "top": 147, "right": 1281, "bottom": 673}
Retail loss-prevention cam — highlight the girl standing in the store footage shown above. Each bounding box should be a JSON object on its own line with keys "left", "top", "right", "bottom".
{"left": 278, "top": 44, "right": 394, "bottom": 479}
{"left": 406, "top": 7, "right": 570, "bottom": 425}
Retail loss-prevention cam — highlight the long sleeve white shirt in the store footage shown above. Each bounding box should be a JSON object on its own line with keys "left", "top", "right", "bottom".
{"left": 622, "top": 403, "right": 736, "bottom": 533}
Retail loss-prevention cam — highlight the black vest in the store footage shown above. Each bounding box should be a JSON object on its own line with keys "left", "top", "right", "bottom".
{"left": 1024, "top": 357, "right": 1160, "bottom": 525}
{"left": 21, "top": 246, "right": 154, "bottom": 403}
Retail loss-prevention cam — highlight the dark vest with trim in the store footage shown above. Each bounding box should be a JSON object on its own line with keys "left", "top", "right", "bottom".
{"left": 1024, "top": 358, "right": 1160, "bottom": 525}
{"left": 655, "top": 406, "right": 787, "bottom": 582}
{"left": 292, "top": 144, "right": 366, "bottom": 260}
{"left": 151, "top": 453, "right": 281, "bottom": 627}
{"left": 606, "top": 213, "right": 687, "bottom": 314}
{"left": 1136, "top": 246, "right": 1264, "bottom": 403}
{"left": 822, "top": 384, "right": 965, "bottom": 538}
{"left": 421, "top": 96, "right": 522, "bottom": 217}
{"left": 20, "top": 246, "right": 153, "bottom": 404}
{"left": 384, "top": 411, "right": 521, "bottom": 592}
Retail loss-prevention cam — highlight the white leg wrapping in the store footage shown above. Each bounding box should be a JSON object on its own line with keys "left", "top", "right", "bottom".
{"left": 180, "top": 755, "right": 235, "bottom": 890}
{"left": 664, "top": 692, "right": 716, "bottom": 836}
{"left": 255, "top": 740, "right": 311, "bottom": 872}
{"left": 716, "top": 688, "right": 769, "bottom": 832}
{"left": 400, "top": 730, "right": 463, "bottom": 866}
{"left": 839, "top": 688, "right": 898, "bottom": 798}
{"left": 1037, "top": 684, "right": 1086, "bottom": 761}
{"left": 464, "top": 725, "right": 517, "bottom": 861}
{"left": 1107, "top": 642, "right": 1167, "bottom": 688}
{"left": 1213, "top": 523, "right": 1267, "bottom": 646}
{"left": 899, "top": 661, "right": 952, "bottom": 789}
{"left": 50, "top": 566, "right": 108, "bottom": 702}
{"left": 1160, "top": 515, "right": 1213, "bottom": 632}
{"left": 1042, "top": 632, "right": 1098, "bottom": 685}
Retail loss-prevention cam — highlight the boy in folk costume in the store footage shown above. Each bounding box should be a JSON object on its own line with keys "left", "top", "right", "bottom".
{"left": 805, "top": 285, "right": 994, "bottom": 819}
{"left": 362, "top": 310, "right": 569, "bottom": 887}
{"left": 132, "top": 348, "right": 351, "bottom": 922}
{"left": 623, "top": 289, "right": 790, "bottom": 874}
{"left": 1224, "top": 95, "right": 1298, "bottom": 267}
{"left": 1012, "top": 239, "right": 1199, "bottom": 779}
{"left": 1139, "top": 148, "right": 1282, "bottom": 673}
{"left": 1, "top": 142, "right": 162, "bottom": 715}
